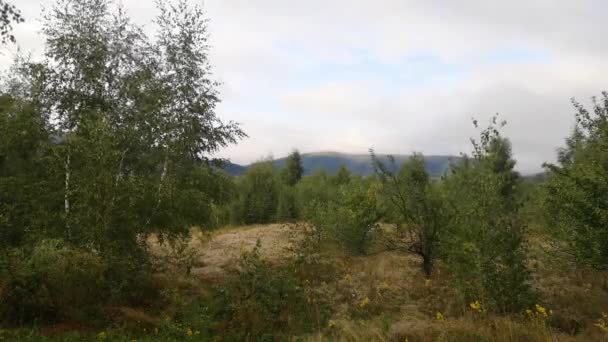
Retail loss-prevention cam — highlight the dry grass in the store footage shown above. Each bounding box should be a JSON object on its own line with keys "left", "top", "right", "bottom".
{"left": 147, "top": 224, "right": 608, "bottom": 341}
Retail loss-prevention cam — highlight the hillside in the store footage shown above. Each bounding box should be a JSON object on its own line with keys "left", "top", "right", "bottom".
{"left": 224, "top": 152, "right": 458, "bottom": 178}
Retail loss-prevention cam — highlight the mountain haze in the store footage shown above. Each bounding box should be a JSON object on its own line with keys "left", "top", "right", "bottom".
{"left": 224, "top": 152, "right": 459, "bottom": 178}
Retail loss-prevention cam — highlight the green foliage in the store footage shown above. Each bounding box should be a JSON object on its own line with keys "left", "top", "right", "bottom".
{"left": 276, "top": 150, "right": 303, "bottom": 222}
{"left": 276, "top": 184, "right": 299, "bottom": 222}
{"left": 0, "top": 95, "right": 59, "bottom": 250}
{"left": 181, "top": 241, "right": 331, "bottom": 341}
{"left": 442, "top": 117, "right": 534, "bottom": 313}
{"left": 371, "top": 151, "right": 445, "bottom": 276}
{"left": 372, "top": 152, "right": 444, "bottom": 276}
{"left": 312, "top": 179, "right": 381, "bottom": 255}
{"left": 231, "top": 160, "right": 279, "bottom": 224}
{"left": 280, "top": 149, "right": 304, "bottom": 186}
{"left": 0, "top": 240, "right": 107, "bottom": 324}
{"left": 544, "top": 93, "right": 608, "bottom": 270}
{"left": 296, "top": 170, "right": 337, "bottom": 220}
{"left": 333, "top": 164, "right": 351, "bottom": 186}
{"left": 0, "top": 0, "right": 243, "bottom": 324}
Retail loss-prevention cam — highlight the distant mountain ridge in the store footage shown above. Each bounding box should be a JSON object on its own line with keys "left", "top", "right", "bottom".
{"left": 223, "top": 152, "right": 460, "bottom": 178}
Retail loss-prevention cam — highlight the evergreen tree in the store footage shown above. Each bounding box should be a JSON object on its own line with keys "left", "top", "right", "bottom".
{"left": 281, "top": 150, "right": 304, "bottom": 186}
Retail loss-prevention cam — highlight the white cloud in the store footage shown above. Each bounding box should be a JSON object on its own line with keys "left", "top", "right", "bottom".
{"left": 3, "top": 0, "right": 608, "bottom": 172}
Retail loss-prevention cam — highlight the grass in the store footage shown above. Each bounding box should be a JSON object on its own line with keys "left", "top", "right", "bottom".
{"left": 3, "top": 224, "right": 608, "bottom": 341}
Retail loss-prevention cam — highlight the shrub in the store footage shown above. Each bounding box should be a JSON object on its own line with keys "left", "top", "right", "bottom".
{"left": 313, "top": 179, "right": 381, "bottom": 255}
{"left": 0, "top": 239, "right": 108, "bottom": 324}
{"left": 177, "top": 241, "right": 331, "bottom": 341}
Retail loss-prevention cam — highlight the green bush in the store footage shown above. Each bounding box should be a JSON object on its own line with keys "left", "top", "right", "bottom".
{"left": 176, "top": 241, "right": 331, "bottom": 341}
{"left": 296, "top": 170, "right": 338, "bottom": 223}
{"left": 0, "top": 239, "right": 108, "bottom": 324}
{"left": 313, "top": 179, "right": 381, "bottom": 255}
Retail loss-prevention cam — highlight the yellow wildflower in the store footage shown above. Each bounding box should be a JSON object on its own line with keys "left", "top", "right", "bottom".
{"left": 469, "top": 300, "right": 482, "bottom": 312}
{"left": 436, "top": 312, "right": 444, "bottom": 320}
{"left": 328, "top": 320, "right": 337, "bottom": 328}
{"left": 595, "top": 313, "right": 608, "bottom": 333}
{"left": 525, "top": 309, "right": 532, "bottom": 315}
{"left": 186, "top": 328, "right": 193, "bottom": 336}
{"left": 535, "top": 304, "right": 548, "bottom": 317}
{"left": 344, "top": 274, "right": 352, "bottom": 281}
{"left": 359, "top": 296, "right": 370, "bottom": 308}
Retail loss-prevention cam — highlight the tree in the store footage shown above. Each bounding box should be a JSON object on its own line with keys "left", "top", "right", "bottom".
{"left": 0, "top": 0, "right": 23, "bottom": 44}
{"left": 372, "top": 152, "right": 443, "bottom": 277}
{"left": 281, "top": 150, "right": 304, "bottom": 186}
{"left": 442, "top": 116, "right": 533, "bottom": 313}
{"left": 544, "top": 93, "right": 608, "bottom": 270}
{"left": 232, "top": 160, "right": 279, "bottom": 225}
{"left": 0, "top": 0, "right": 244, "bottom": 317}
{"left": 333, "top": 164, "right": 351, "bottom": 186}
{"left": 0, "top": 94, "right": 57, "bottom": 251}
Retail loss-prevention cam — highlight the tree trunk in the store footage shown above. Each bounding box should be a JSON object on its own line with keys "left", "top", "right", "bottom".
{"left": 422, "top": 254, "right": 433, "bottom": 278}
{"left": 64, "top": 144, "right": 71, "bottom": 239}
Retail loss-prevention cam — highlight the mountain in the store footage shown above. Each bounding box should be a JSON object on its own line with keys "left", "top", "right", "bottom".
{"left": 223, "top": 152, "right": 459, "bottom": 178}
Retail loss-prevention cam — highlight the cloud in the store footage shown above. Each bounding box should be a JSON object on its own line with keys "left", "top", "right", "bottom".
{"left": 3, "top": 0, "right": 608, "bottom": 172}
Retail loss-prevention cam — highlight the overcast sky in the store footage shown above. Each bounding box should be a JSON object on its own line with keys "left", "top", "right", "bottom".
{"left": 2, "top": 0, "right": 607, "bottom": 173}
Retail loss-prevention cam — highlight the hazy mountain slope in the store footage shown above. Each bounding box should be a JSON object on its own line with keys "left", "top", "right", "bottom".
{"left": 224, "top": 152, "right": 459, "bottom": 178}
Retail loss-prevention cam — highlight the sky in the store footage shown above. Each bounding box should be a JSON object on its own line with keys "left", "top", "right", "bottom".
{"left": 2, "top": 0, "right": 608, "bottom": 173}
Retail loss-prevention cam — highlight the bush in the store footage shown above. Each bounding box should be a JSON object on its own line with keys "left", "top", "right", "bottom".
{"left": 313, "top": 179, "right": 381, "bottom": 255}
{"left": 176, "top": 241, "right": 331, "bottom": 341}
{"left": 0, "top": 239, "right": 108, "bottom": 324}
{"left": 296, "top": 170, "right": 337, "bottom": 218}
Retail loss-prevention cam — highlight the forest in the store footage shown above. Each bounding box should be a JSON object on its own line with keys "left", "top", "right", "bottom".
{"left": 1, "top": 0, "right": 608, "bottom": 341}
